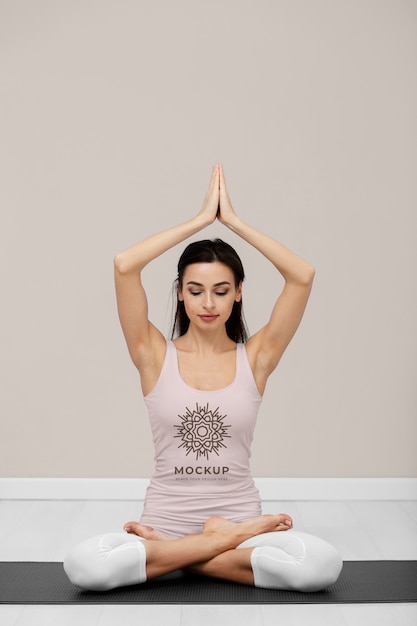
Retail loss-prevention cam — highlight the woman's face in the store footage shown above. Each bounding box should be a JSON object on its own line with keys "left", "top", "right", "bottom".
{"left": 179, "top": 262, "right": 242, "bottom": 331}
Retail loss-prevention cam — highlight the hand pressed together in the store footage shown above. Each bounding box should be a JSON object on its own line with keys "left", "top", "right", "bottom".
{"left": 198, "top": 163, "right": 238, "bottom": 227}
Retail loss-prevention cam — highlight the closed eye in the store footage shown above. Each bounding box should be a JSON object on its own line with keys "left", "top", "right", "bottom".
{"left": 189, "top": 291, "right": 228, "bottom": 296}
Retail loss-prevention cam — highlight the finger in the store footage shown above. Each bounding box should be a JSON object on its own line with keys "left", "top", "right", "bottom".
{"left": 212, "top": 163, "right": 220, "bottom": 189}
{"left": 209, "top": 171, "right": 220, "bottom": 203}
{"left": 219, "top": 163, "right": 226, "bottom": 189}
{"left": 207, "top": 164, "right": 219, "bottom": 194}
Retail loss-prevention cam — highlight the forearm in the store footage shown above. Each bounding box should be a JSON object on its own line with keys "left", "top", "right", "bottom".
{"left": 114, "top": 214, "right": 209, "bottom": 275}
{"left": 224, "top": 216, "right": 315, "bottom": 286}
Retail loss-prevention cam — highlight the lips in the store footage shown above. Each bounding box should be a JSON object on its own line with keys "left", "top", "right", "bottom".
{"left": 199, "top": 315, "right": 219, "bottom": 322}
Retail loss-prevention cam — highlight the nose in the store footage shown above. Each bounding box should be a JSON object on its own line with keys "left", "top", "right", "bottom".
{"left": 202, "top": 293, "right": 215, "bottom": 310}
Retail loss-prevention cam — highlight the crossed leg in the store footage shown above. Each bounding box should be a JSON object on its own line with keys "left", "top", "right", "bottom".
{"left": 64, "top": 514, "right": 342, "bottom": 592}
{"left": 125, "top": 517, "right": 343, "bottom": 592}
{"left": 187, "top": 530, "right": 343, "bottom": 591}
{"left": 64, "top": 514, "right": 292, "bottom": 590}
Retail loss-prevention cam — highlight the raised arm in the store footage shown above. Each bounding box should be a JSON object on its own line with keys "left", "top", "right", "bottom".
{"left": 114, "top": 166, "right": 220, "bottom": 380}
{"left": 218, "top": 165, "right": 315, "bottom": 394}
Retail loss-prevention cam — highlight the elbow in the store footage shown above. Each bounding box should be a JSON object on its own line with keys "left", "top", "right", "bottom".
{"left": 114, "top": 252, "right": 145, "bottom": 277}
{"left": 300, "top": 263, "right": 315, "bottom": 287}
{"left": 285, "top": 264, "right": 315, "bottom": 288}
{"left": 307, "top": 264, "right": 316, "bottom": 283}
{"left": 114, "top": 253, "right": 130, "bottom": 275}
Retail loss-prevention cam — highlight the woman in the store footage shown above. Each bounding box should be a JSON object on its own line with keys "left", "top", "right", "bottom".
{"left": 64, "top": 164, "right": 343, "bottom": 592}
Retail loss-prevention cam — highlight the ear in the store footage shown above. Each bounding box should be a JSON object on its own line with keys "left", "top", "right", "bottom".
{"left": 235, "top": 281, "right": 243, "bottom": 302}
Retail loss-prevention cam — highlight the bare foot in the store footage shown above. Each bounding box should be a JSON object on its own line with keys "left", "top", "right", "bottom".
{"left": 123, "top": 521, "right": 174, "bottom": 541}
{"left": 203, "top": 514, "right": 293, "bottom": 544}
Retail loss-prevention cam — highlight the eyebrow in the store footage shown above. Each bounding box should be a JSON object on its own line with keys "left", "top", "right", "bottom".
{"left": 186, "top": 281, "right": 232, "bottom": 287}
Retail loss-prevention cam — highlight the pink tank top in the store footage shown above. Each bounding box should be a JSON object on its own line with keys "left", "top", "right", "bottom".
{"left": 140, "top": 340, "right": 263, "bottom": 538}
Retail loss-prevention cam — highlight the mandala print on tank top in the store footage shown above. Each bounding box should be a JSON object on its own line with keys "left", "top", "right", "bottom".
{"left": 173, "top": 403, "right": 231, "bottom": 460}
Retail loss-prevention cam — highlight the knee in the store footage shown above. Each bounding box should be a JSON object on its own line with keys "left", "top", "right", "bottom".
{"left": 64, "top": 543, "right": 93, "bottom": 590}
{"left": 289, "top": 533, "right": 343, "bottom": 592}
{"left": 297, "top": 543, "right": 343, "bottom": 592}
{"left": 64, "top": 535, "right": 112, "bottom": 591}
{"left": 251, "top": 534, "right": 343, "bottom": 593}
{"left": 64, "top": 532, "right": 147, "bottom": 591}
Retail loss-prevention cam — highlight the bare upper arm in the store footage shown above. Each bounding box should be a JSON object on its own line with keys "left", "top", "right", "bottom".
{"left": 246, "top": 278, "right": 314, "bottom": 392}
{"left": 114, "top": 262, "right": 166, "bottom": 373}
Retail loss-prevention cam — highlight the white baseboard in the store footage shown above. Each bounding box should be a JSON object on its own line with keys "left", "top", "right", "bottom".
{"left": 0, "top": 477, "right": 416, "bottom": 501}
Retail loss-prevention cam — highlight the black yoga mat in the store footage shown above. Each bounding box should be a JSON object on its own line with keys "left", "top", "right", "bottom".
{"left": 1, "top": 561, "right": 416, "bottom": 605}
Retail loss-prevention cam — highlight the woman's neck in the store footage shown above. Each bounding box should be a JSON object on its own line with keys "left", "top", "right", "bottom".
{"left": 174, "top": 326, "right": 236, "bottom": 355}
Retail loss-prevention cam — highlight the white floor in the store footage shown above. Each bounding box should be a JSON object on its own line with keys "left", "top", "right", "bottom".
{"left": 0, "top": 499, "right": 417, "bottom": 625}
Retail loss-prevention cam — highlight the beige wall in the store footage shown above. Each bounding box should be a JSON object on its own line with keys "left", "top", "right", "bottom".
{"left": 1, "top": 0, "right": 416, "bottom": 479}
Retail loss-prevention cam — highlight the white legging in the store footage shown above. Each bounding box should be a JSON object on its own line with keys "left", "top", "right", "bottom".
{"left": 64, "top": 530, "right": 343, "bottom": 592}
